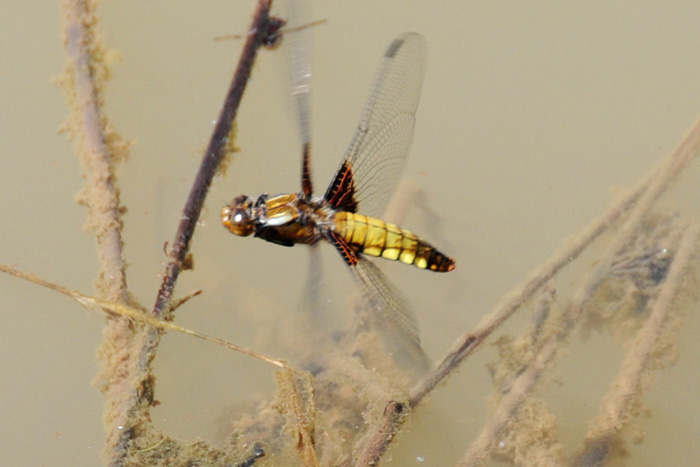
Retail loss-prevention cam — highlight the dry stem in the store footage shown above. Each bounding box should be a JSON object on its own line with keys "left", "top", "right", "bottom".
{"left": 0, "top": 263, "right": 290, "bottom": 369}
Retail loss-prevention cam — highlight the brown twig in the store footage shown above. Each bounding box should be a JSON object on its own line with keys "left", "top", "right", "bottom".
{"left": 153, "top": 0, "right": 273, "bottom": 320}
{"left": 126, "top": 0, "right": 274, "bottom": 460}
{"left": 336, "top": 401, "right": 407, "bottom": 467}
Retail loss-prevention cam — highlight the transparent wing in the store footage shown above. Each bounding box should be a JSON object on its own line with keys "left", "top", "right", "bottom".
{"left": 282, "top": 0, "right": 313, "bottom": 147}
{"left": 353, "top": 257, "right": 419, "bottom": 343}
{"left": 325, "top": 32, "right": 427, "bottom": 218}
{"left": 351, "top": 257, "right": 431, "bottom": 378}
{"left": 279, "top": 0, "right": 316, "bottom": 195}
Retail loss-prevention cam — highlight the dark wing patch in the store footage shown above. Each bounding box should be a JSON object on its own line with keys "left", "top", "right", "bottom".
{"left": 325, "top": 160, "right": 358, "bottom": 213}
{"left": 301, "top": 141, "right": 313, "bottom": 197}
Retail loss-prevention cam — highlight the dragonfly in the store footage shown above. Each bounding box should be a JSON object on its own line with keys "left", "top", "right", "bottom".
{"left": 222, "top": 31, "right": 454, "bottom": 372}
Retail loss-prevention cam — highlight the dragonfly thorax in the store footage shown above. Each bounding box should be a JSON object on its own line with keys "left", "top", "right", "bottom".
{"left": 222, "top": 193, "right": 329, "bottom": 247}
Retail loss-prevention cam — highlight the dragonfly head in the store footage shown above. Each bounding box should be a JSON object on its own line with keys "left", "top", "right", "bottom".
{"left": 222, "top": 195, "right": 256, "bottom": 237}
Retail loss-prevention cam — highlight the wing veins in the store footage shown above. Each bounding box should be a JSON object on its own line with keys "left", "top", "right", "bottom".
{"left": 324, "top": 33, "right": 427, "bottom": 218}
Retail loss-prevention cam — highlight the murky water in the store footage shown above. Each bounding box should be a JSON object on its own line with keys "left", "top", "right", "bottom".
{"left": 2, "top": 2, "right": 700, "bottom": 465}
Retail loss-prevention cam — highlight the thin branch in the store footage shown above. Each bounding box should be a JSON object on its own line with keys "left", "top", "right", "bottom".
{"left": 134, "top": 0, "right": 273, "bottom": 453}
{"left": 153, "top": 0, "right": 273, "bottom": 319}
{"left": 0, "top": 263, "right": 290, "bottom": 369}
{"left": 347, "top": 401, "right": 407, "bottom": 467}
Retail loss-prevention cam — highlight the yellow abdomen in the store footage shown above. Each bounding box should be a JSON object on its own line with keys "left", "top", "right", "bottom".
{"left": 333, "top": 212, "right": 455, "bottom": 272}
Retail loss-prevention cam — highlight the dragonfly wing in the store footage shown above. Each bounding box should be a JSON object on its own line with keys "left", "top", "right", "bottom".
{"left": 325, "top": 230, "right": 419, "bottom": 344}
{"left": 325, "top": 32, "right": 427, "bottom": 218}
{"left": 350, "top": 256, "right": 431, "bottom": 380}
{"left": 280, "top": 0, "right": 315, "bottom": 196}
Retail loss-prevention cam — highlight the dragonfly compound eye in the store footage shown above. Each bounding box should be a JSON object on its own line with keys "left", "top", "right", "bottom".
{"left": 222, "top": 195, "right": 255, "bottom": 237}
